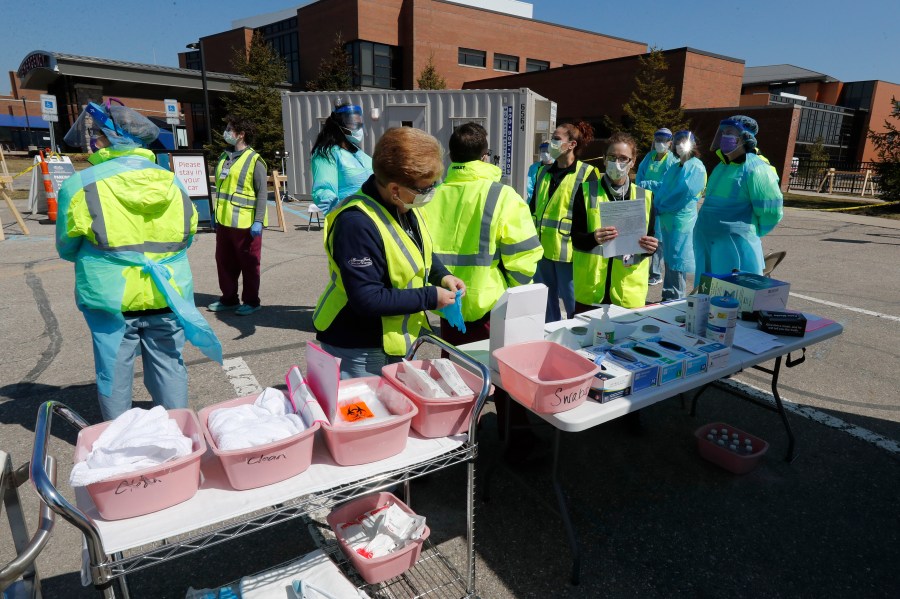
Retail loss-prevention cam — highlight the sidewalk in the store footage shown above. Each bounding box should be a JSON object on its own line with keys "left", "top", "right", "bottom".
{"left": 786, "top": 188, "right": 884, "bottom": 203}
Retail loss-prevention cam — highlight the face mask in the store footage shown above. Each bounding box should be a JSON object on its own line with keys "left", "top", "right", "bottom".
{"left": 345, "top": 128, "right": 364, "bottom": 146}
{"left": 409, "top": 187, "right": 437, "bottom": 208}
{"left": 548, "top": 138, "right": 566, "bottom": 159}
{"left": 606, "top": 160, "right": 630, "bottom": 180}
{"left": 719, "top": 134, "right": 740, "bottom": 154}
{"left": 540, "top": 151, "right": 552, "bottom": 164}
{"left": 223, "top": 129, "right": 238, "bottom": 146}
{"left": 653, "top": 142, "right": 669, "bottom": 155}
{"left": 676, "top": 141, "right": 693, "bottom": 157}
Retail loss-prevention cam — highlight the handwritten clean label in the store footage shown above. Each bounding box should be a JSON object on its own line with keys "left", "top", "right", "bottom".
{"left": 247, "top": 452, "right": 287, "bottom": 465}
{"left": 114, "top": 475, "right": 162, "bottom": 495}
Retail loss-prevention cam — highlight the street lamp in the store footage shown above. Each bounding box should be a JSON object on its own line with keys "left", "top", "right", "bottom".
{"left": 186, "top": 41, "right": 212, "bottom": 145}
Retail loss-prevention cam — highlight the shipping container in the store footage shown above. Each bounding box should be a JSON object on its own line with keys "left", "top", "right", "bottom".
{"left": 281, "top": 88, "right": 556, "bottom": 200}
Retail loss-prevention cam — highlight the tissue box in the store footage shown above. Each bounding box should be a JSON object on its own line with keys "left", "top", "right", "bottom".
{"left": 489, "top": 284, "right": 548, "bottom": 370}
{"left": 757, "top": 310, "right": 807, "bottom": 337}
{"left": 588, "top": 359, "right": 632, "bottom": 403}
{"left": 697, "top": 272, "right": 790, "bottom": 313}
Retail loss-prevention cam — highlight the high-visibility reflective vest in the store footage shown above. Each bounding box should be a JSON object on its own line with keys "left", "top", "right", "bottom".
{"left": 421, "top": 160, "right": 542, "bottom": 322}
{"left": 215, "top": 149, "right": 267, "bottom": 228}
{"left": 58, "top": 147, "right": 198, "bottom": 312}
{"left": 573, "top": 183, "right": 653, "bottom": 308}
{"left": 532, "top": 161, "right": 595, "bottom": 262}
{"left": 313, "top": 192, "right": 434, "bottom": 356}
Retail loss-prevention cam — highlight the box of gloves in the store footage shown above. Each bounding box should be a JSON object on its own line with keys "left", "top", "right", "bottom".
{"left": 70, "top": 407, "right": 206, "bottom": 520}
{"left": 198, "top": 385, "right": 321, "bottom": 491}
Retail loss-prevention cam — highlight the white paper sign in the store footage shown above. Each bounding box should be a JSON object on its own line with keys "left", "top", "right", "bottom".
{"left": 171, "top": 155, "right": 209, "bottom": 198}
{"left": 40, "top": 94, "right": 57, "bottom": 116}
{"left": 598, "top": 198, "right": 646, "bottom": 258}
{"left": 164, "top": 99, "right": 179, "bottom": 125}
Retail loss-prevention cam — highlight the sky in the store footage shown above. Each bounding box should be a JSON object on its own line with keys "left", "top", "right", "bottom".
{"left": 3, "top": 0, "right": 899, "bottom": 95}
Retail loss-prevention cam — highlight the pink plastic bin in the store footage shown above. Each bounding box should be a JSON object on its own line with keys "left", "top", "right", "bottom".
{"left": 695, "top": 422, "right": 769, "bottom": 474}
{"left": 73, "top": 409, "right": 205, "bottom": 521}
{"left": 381, "top": 360, "right": 493, "bottom": 438}
{"left": 320, "top": 377, "right": 417, "bottom": 466}
{"left": 198, "top": 395, "right": 321, "bottom": 491}
{"left": 326, "top": 491, "right": 430, "bottom": 584}
{"left": 492, "top": 341, "right": 601, "bottom": 414}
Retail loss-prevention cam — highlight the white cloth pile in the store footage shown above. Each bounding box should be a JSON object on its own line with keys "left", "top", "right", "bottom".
{"left": 208, "top": 387, "right": 306, "bottom": 450}
{"left": 69, "top": 406, "right": 193, "bottom": 487}
{"left": 336, "top": 502, "right": 426, "bottom": 559}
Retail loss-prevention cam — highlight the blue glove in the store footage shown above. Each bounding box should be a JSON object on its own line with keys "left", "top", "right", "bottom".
{"left": 438, "top": 290, "right": 466, "bottom": 334}
{"left": 250, "top": 221, "right": 263, "bottom": 237}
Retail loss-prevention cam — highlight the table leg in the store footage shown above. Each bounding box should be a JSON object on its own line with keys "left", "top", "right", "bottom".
{"left": 689, "top": 382, "right": 714, "bottom": 416}
{"left": 481, "top": 398, "right": 509, "bottom": 503}
{"left": 761, "top": 356, "right": 796, "bottom": 462}
{"left": 551, "top": 429, "right": 581, "bottom": 586}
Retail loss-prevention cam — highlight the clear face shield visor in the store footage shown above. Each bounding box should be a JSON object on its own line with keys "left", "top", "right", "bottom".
{"left": 63, "top": 103, "right": 112, "bottom": 150}
{"left": 710, "top": 119, "right": 748, "bottom": 152}
{"left": 334, "top": 105, "right": 364, "bottom": 132}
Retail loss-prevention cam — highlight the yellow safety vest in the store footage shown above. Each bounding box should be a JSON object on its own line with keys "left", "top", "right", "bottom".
{"left": 532, "top": 161, "right": 594, "bottom": 262}
{"left": 420, "top": 161, "right": 542, "bottom": 322}
{"left": 313, "top": 192, "right": 434, "bottom": 356}
{"left": 215, "top": 149, "right": 267, "bottom": 228}
{"left": 573, "top": 183, "right": 653, "bottom": 308}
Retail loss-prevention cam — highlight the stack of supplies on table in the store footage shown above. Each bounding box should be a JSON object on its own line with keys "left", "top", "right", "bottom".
{"left": 207, "top": 387, "right": 307, "bottom": 450}
{"left": 69, "top": 406, "right": 193, "bottom": 486}
{"left": 334, "top": 501, "right": 427, "bottom": 560}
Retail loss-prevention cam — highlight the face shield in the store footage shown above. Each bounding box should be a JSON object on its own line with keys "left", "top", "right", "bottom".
{"left": 334, "top": 104, "right": 364, "bottom": 146}
{"left": 539, "top": 142, "right": 552, "bottom": 164}
{"left": 710, "top": 117, "right": 758, "bottom": 153}
{"left": 653, "top": 128, "right": 673, "bottom": 155}
{"left": 673, "top": 130, "right": 696, "bottom": 158}
{"left": 64, "top": 100, "right": 159, "bottom": 150}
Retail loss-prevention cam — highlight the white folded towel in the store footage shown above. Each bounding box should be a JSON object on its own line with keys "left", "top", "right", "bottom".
{"left": 208, "top": 387, "right": 307, "bottom": 451}
{"left": 69, "top": 406, "right": 194, "bottom": 487}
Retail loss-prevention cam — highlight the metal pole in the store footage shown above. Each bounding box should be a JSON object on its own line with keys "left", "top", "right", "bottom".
{"left": 48, "top": 123, "right": 57, "bottom": 154}
{"left": 21, "top": 98, "right": 32, "bottom": 146}
{"left": 200, "top": 42, "right": 212, "bottom": 145}
{"left": 171, "top": 124, "right": 177, "bottom": 149}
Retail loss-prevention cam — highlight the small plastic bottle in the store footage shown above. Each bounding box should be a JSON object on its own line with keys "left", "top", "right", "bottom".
{"left": 707, "top": 433, "right": 715, "bottom": 442}
{"left": 711, "top": 428, "right": 719, "bottom": 436}
{"left": 729, "top": 443, "right": 739, "bottom": 452}
{"left": 721, "top": 427, "right": 729, "bottom": 436}
{"left": 717, "top": 439, "right": 726, "bottom": 447}
{"left": 592, "top": 305, "right": 616, "bottom": 345}
{"left": 745, "top": 443, "right": 754, "bottom": 454}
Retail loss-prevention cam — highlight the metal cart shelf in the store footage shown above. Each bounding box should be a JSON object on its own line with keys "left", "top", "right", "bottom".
{"left": 31, "top": 334, "right": 489, "bottom": 598}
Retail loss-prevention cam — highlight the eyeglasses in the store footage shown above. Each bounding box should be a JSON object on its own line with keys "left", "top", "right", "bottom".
{"left": 605, "top": 155, "right": 632, "bottom": 164}
{"left": 405, "top": 181, "right": 439, "bottom": 196}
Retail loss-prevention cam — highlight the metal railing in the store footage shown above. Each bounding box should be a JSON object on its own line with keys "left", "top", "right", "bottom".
{"left": 789, "top": 160, "right": 880, "bottom": 195}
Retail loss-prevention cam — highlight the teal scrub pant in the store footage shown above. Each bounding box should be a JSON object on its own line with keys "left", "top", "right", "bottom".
{"left": 96, "top": 312, "right": 188, "bottom": 421}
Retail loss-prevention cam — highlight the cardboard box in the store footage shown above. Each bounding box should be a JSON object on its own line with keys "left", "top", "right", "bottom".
{"left": 697, "top": 272, "right": 790, "bottom": 313}
{"left": 601, "top": 343, "right": 659, "bottom": 393}
{"left": 630, "top": 342, "right": 684, "bottom": 385}
{"left": 757, "top": 310, "right": 807, "bottom": 337}
{"left": 642, "top": 337, "right": 709, "bottom": 378}
{"left": 589, "top": 359, "right": 632, "bottom": 403}
{"left": 693, "top": 338, "right": 732, "bottom": 371}
{"left": 489, "top": 284, "right": 548, "bottom": 370}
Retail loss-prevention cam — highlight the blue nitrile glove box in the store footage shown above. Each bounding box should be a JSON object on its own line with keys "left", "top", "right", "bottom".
{"left": 642, "top": 337, "right": 708, "bottom": 378}
{"left": 600, "top": 342, "right": 659, "bottom": 393}
{"left": 630, "top": 342, "right": 684, "bottom": 385}
{"left": 693, "top": 338, "right": 731, "bottom": 371}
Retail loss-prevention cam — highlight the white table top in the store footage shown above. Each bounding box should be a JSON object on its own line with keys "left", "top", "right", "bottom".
{"left": 458, "top": 316, "right": 843, "bottom": 433}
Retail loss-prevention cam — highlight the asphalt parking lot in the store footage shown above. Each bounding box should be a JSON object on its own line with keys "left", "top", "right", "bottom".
{"left": 1, "top": 200, "right": 898, "bottom": 598}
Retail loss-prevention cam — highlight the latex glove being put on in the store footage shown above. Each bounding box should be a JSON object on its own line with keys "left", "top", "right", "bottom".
{"left": 251, "top": 221, "right": 263, "bottom": 237}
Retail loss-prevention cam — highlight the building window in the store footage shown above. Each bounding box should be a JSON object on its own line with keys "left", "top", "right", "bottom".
{"left": 184, "top": 50, "right": 201, "bottom": 71}
{"left": 526, "top": 59, "right": 550, "bottom": 72}
{"left": 347, "top": 40, "right": 401, "bottom": 89}
{"left": 493, "top": 53, "right": 518, "bottom": 72}
{"left": 458, "top": 48, "right": 486, "bottom": 68}
{"left": 258, "top": 17, "right": 300, "bottom": 86}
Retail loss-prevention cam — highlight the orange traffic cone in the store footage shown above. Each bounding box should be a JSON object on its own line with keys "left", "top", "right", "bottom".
{"left": 38, "top": 150, "right": 57, "bottom": 222}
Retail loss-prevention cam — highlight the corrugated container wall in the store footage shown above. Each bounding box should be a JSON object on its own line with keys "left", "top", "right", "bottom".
{"left": 281, "top": 89, "right": 556, "bottom": 200}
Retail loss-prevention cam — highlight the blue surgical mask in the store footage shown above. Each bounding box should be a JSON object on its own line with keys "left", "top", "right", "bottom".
{"left": 720, "top": 135, "right": 740, "bottom": 154}
{"left": 345, "top": 128, "right": 364, "bottom": 146}
{"left": 223, "top": 129, "right": 238, "bottom": 146}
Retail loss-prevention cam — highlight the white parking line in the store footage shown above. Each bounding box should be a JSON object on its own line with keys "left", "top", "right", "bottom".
{"left": 222, "top": 357, "right": 262, "bottom": 396}
{"left": 719, "top": 378, "right": 900, "bottom": 456}
{"left": 790, "top": 292, "right": 900, "bottom": 323}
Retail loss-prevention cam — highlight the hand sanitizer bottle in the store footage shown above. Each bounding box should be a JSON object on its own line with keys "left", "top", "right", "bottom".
{"left": 592, "top": 304, "right": 616, "bottom": 346}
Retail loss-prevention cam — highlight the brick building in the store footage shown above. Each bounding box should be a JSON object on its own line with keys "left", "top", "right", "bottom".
{"left": 740, "top": 64, "right": 900, "bottom": 163}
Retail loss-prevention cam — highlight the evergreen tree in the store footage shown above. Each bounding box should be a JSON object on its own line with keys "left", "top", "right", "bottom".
{"left": 306, "top": 33, "right": 354, "bottom": 92}
{"left": 417, "top": 53, "right": 446, "bottom": 90}
{"left": 867, "top": 96, "right": 900, "bottom": 206}
{"left": 210, "top": 32, "right": 287, "bottom": 166}
{"left": 807, "top": 136, "right": 829, "bottom": 164}
{"left": 604, "top": 47, "right": 690, "bottom": 155}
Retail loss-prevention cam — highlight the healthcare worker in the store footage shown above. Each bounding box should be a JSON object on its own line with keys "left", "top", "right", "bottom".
{"left": 313, "top": 127, "right": 466, "bottom": 379}
{"left": 530, "top": 121, "right": 598, "bottom": 322}
{"left": 653, "top": 130, "right": 707, "bottom": 300}
{"left": 311, "top": 102, "right": 374, "bottom": 214}
{"left": 636, "top": 128, "right": 678, "bottom": 287}
{"left": 572, "top": 131, "right": 658, "bottom": 311}
{"left": 57, "top": 100, "right": 222, "bottom": 421}
{"left": 525, "top": 141, "right": 553, "bottom": 202}
{"left": 694, "top": 115, "right": 783, "bottom": 276}
{"left": 209, "top": 116, "right": 268, "bottom": 315}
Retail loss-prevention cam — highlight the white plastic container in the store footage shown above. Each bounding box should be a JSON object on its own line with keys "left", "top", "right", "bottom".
{"left": 707, "top": 296, "right": 740, "bottom": 346}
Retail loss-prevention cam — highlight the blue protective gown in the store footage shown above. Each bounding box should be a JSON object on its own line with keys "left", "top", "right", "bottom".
{"left": 653, "top": 157, "right": 707, "bottom": 272}
{"left": 693, "top": 153, "right": 783, "bottom": 276}
{"left": 311, "top": 145, "right": 373, "bottom": 214}
{"left": 636, "top": 150, "right": 678, "bottom": 191}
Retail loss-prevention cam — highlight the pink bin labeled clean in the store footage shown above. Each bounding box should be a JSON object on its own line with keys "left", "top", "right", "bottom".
{"left": 73, "top": 409, "right": 206, "bottom": 521}
{"left": 198, "top": 395, "right": 321, "bottom": 491}
{"left": 381, "top": 360, "right": 493, "bottom": 438}
{"left": 695, "top": 422, "right": 769, "bottom": 474}
{"left": 321, "top": 377, "right": 418, "bottom": 466}
{"left": 492, "top": 341, "right": 601, "bottom": 414}
{"left": 326, "top": 491, "right": 430, "bottom": 584}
